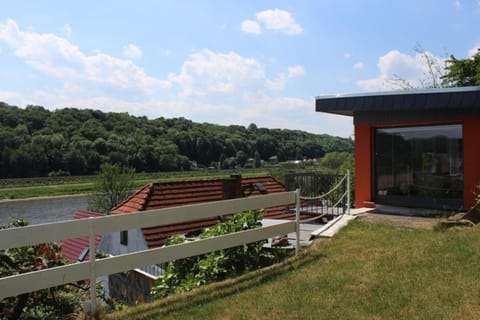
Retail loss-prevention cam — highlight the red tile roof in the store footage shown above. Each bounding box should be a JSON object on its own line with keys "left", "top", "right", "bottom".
{"left": 111, "top": 176, "right": 298, "bottom": 248}
{"left": 61, "top": 210, "right": 104, "bottom": 262}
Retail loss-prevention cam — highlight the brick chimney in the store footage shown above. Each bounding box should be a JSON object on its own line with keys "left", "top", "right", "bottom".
{"left": 222, "top": 174, "right": 243, "bottom": 199}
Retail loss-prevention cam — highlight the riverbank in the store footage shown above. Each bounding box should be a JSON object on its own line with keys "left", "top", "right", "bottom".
{"left": 0, "top": 183, "right": 93, "bottom": 200}
{"left": 0, "top": 193, "right": 89, "bottom": 204}
{"left": 0, "top": 169, "right": 274, "bottom": 200}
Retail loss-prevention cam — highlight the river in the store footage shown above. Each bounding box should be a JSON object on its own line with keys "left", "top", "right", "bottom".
{"left": 0, "top": 194, "right": 89, "bottom": 226}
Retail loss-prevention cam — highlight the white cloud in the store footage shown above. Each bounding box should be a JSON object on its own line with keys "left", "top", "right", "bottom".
{"left": 0, "top": 19, "right": 167, "bottom": 96}
{"left": 0, "top": 91, "right": 20, "bottom": 102}
{"left": 256, "top": 9, "right": 303, "bottom": 35}
{"left": 168, "top": 49, "right": 291, "bottom": 96}
{"left": 0, "top": 20, "right": 352, "bottom": 137}
{"left": 241, "top": 20, "right": 261, "bottom": 35}
{"left": 159, "top": 48, "right": 172, "bottom": 57}
{"left": 454, "top": 0, "right": 462, "bottom": 8}
{"left": 354, "top": 62, "right": 365, "bottom": 70}
{"left": 344, "top": 53, "right": 352, "bottom": 59}
{"left": 357, "top": 49, "right": 445, "bottom": 91}
{"left": 63, "top": 24, "right": 72, "bottom": 37}
{"left": 468, "top": 44, "right": 480, "bottom": 57}
{"left": 123, "top": 43, "right": 143, "bottom": 59}
{"left": 241, "top": 9, "right": 303, "bottom": 35}
{"left": 288, "top": 65, "right": 305, "bottom": 77}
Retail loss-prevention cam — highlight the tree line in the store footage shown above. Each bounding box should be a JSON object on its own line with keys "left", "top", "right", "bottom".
{"left": 0, "top": 102, "right": 353, "bottom": 178}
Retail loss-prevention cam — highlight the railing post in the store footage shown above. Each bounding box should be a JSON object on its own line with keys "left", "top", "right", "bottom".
{"left": 346, "top": 170, "right": 351, "bottom": 215}
{"left": 88, "top": 218, "right": 96, "bottom": 316}
{"left": 295, "top": 188, "right": 300, "bottom": 256}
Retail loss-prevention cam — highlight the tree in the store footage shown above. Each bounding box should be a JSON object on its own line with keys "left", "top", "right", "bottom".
{"left": 0, "top": 101, "right": 354, "bottom": 178}
{"left": 88, "top": 163, "right": 135, "bottom": 214}
{"left": 254, "top": 150, "right": 261, "bottom": 168}
{"left": 384, "top": 44, "right": 447, "bottom": 90}
{"left": 235, "top": 150, "right": 248, "bottom": 167}
{"left": 321, "top": 152, "right": 353, "bottom": 172}
{"left": 442, "top": 49, "right": 480, "bottom": 87}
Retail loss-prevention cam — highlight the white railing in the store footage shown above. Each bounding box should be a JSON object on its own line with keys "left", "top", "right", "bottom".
{"left": 0, "top": 190, "right": 300, "bottom": 315}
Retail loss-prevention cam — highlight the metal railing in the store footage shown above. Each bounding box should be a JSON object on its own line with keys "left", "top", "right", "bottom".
{"left": 285, "top": 171, "right": 351, "bottom": 222}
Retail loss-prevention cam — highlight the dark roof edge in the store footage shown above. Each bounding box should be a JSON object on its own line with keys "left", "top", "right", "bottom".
{"left": 315, "top": 86, "right": 480, "bottom": 100}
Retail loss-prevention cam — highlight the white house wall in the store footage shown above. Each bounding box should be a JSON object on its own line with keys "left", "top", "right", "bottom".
{"left": 101, "top": 229, "right": 148, "bottom": 256}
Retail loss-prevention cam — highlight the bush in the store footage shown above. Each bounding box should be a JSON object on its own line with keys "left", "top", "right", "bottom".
{"left": 0, "top": 219, "right": 83, "bottom": 320}
{"left": 151, "top": 210, "right": 287, "bottom": 299}
{"left": 47, "top": 169, "right": 71, "bottom": 177}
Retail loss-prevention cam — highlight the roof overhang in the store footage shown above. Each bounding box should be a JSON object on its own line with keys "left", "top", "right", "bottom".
{"left": 315, "top": 86, "right": 480, "bottom": 117}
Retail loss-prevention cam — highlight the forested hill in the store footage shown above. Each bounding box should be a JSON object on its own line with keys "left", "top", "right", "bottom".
{"left": 0, "top": 102, "right": 353, "bottom": 178}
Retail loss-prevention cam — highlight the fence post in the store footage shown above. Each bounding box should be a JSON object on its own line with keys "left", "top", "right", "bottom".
{"left": 346, "top": 170, "right": 351, "bottom": 215}
{"left": 295, "top": 188, "right": 300, "bottom": 255}
{"left": 88, "top": 218, "right": 96, "bottom": 316}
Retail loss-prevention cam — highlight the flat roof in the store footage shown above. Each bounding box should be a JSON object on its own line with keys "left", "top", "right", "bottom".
{"left": 315, "top": 86, "right": 480, "bottom": 117}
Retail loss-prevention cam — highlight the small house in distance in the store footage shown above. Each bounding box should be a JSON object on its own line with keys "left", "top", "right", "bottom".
{"left": 316, "top": 86, "right": 480, "bottom": 212}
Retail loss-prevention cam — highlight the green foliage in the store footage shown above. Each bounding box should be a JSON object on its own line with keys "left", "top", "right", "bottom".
{"left": 339, "top": 154, "right": 355, "bottom": 207}
{"left": 321, "top": 152, "right": 353, "bottom": 172}
{"left": 442, "top": 49, "right": 480, "bottom": 87}
{"left": 151, "top": 210, "right": 286, "bottom": 299}
{"left": 88, "top": 163, "right": 135, "bottom": 214}
{"left": 254, "top": 150, "right": 261, "bottom": 168}
{"left": 0, "top": 219, "right": 82, "bottom": 320}
{"left": 0, "top": 103, "right": 353, "bottom": 178}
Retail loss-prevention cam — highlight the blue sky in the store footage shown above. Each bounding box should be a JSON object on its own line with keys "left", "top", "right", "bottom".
{"left": 0, "top": 1, "right": 479, "bottom": 137}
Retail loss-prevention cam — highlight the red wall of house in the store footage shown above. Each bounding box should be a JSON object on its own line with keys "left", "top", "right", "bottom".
{"left": 354, "top": 124, "right": 373, "bottom": 208}
{"left": 354, "top": 117, "right": 480, "bottom": 209}
{"left": 463, "top": 118, "right": 480, "bottom": 208}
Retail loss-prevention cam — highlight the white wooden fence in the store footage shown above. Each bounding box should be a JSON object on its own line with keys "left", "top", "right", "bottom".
{"left": 0, "top": 190, "right": 300, "bottom": 315}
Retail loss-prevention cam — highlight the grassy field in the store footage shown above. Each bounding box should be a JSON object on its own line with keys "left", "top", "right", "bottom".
{"left": 105, "top": 221, "right": 480, "bottom": 320}
{"left": 0, "top": 169, "right": 274, "bottom": 200}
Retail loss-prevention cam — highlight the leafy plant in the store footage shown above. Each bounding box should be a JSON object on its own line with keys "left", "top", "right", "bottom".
{"left": 151, "top": 210, "right": 287, "bottom": 299}
{"left": 0, "top": 219, "right": 82, "bottom": 320}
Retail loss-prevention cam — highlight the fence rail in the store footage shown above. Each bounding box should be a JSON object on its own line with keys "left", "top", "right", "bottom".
{"left": 0, "top": 190, "right": 300, "bottom": 315}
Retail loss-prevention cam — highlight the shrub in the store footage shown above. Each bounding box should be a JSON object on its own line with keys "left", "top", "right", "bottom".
{"left": 0, "top": 219, "right": 83, "bottom": 320}
{"left": 151, "top": 210, "right": 287, "bottom": 299}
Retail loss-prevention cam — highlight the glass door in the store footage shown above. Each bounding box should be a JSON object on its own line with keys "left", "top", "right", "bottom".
{"left": 374, "top": 124, "right": 463, "bottom": 209}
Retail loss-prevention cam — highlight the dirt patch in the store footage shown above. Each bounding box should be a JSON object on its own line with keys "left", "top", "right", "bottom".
{"left": 357, "top": 212, "right": 441, "bottom": 230}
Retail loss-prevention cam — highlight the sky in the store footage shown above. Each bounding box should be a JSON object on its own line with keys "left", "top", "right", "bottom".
{"left": 0, "top": 1, "right": 479, "bottom": 138}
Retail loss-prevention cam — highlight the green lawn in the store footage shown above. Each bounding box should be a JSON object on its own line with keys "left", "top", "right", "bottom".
{"left": 0, "top": 180, "right": 153, "bottom": 200}
{"left": 105, "top": 221, "right": 480, "bottom": 320}
{"left": 0, "top": 170, "right": 272, "bottom": 200}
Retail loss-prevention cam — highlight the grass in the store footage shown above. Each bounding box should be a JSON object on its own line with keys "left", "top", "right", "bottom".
{"left": 0, "top": 169, "right": 272, "bottom": 200}
{"left": 104, "top": 221, "right": 480, "bottom": 320}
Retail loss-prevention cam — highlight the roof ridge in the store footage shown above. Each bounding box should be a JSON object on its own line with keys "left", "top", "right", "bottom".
{"left": 111, "top": 182, "right": 154, "bottom": 213}
{"left": 150, "top": 177, "right": 225, "bottom": 185}
{"left": 143, "top": 182, "right": 155, "bottom": 211}
{"left": 148, "top": 175, "right": 279, "bottom": 186}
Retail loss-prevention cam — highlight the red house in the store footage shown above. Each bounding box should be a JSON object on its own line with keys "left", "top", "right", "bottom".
{"left": 316, "top": 86, "right": 480, "bottom": 212}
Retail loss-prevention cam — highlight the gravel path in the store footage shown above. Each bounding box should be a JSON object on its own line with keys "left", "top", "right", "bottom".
{"left": 357, "top": 212, "right": 441, "bottom": 230}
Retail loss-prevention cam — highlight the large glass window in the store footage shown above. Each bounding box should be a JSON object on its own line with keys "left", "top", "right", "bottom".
{"left": 374, "top": 124, "right": 463, "bottom": 209}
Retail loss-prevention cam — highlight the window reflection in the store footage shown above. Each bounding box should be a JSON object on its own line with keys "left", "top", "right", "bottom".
{"left": 375, "top": 124, "right": 463, "bottom": 208}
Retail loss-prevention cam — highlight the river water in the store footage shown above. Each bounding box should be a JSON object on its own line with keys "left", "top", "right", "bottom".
{"left": 0, "top": 195, "right": 89, "bottom": 226}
